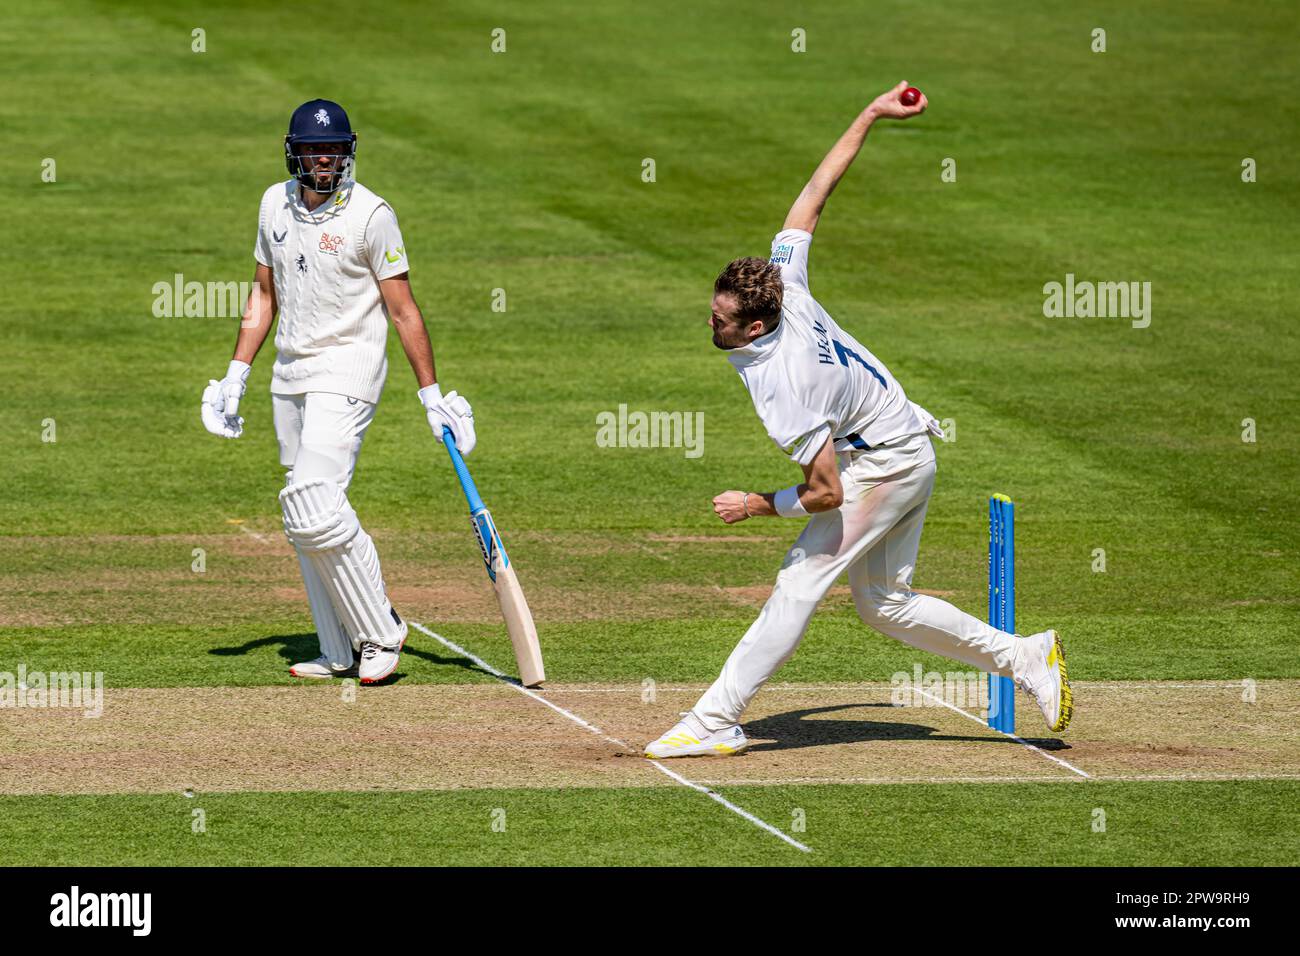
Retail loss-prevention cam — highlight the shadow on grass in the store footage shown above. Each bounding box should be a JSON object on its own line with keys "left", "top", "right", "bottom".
{"left": 744, "top": 702, "right": 1071, "bottom": 752}
{"left": 206, "top": 631, "right": 495, "bottom": 683}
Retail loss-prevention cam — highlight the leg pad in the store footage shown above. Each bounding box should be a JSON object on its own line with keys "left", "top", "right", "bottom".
{"left": 281, "top": 479, "right": 405, "bottom": 649}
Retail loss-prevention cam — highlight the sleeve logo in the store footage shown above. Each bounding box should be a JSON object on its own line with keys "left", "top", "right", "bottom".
{"left": 771, "top": 244, "right": 794, "bottom": 265}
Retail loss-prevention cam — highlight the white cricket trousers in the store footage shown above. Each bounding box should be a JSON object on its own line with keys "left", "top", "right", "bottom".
{"left": 692, "top": 432, "right": 1024, "bottom": 731}
{"left": 272, "top": 391, "right": 376, "bottom": 488}
{"left": 273, "top": 391, "right": 381, "bottom": 665}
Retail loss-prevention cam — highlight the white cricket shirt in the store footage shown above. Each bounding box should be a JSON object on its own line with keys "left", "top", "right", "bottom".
{"left": 254, "top": 180, "right": 409, "bottom": 403}
{"left": 726, "top": 228, "right": 924, "bottom": 465}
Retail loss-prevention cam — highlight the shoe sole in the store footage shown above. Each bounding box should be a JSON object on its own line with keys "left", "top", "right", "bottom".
{"left": 289, "top": 668, "right": 357, "bottom": 679}
{"left": 1048, "top": 629, "right": 1073, "bottom": 733}
{"left": 359, "top": 630, "right": 408, "bottom": 685}
{"left": 645, "top": 741, "right": 750, "bottom": 759}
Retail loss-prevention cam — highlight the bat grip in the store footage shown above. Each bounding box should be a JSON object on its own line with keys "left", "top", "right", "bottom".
{"left": 442, "top": 426, "right": 486, "bottom": 513}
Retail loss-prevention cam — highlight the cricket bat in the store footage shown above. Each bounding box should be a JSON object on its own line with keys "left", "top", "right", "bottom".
{"left": 441, "top": 427, "right": 545, "bottom": 687}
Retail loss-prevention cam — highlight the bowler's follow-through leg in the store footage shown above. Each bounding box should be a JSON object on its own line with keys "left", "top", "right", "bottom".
{"left": 648, "top": 455, "right": 1073, "bottom": 757}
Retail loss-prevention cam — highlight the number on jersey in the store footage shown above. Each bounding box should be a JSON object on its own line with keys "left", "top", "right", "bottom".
{"left": 833, "top": 340, "right": 887, "bottom": 388}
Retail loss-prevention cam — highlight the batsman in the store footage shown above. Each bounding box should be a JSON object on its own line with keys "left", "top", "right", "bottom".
{"left": 200, "top": 99, "right": 475, "bottom": 684}
{"left": 646, "top": 83, "right": 1072, "bottom": 758}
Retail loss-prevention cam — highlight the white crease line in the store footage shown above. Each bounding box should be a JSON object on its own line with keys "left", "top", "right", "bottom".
{"left": 547, "top": 681, "right": 1284, "bottom": 693}
{"left": 550, "top": 685, "right": 943, "bottom": 695}
{"left": 1066, "top": 682, "right": 1263, "bottom": 690}
{"left": 693, "top": 772, "right": 1300, "bottom": 786}
{"left": 640, "top": 760, "right": 811, "bottom": 852}
{"left": 910, "top": 684, "right": 1092, "bottom": 779}
{"left": 696, "top": 776, "right": 1073, "bottom": 786}
{"left": 408, "top": 621, "right": 810, "bottom": 854}
{"left": 233, "top": 524, "right": 270, "bottom": 544}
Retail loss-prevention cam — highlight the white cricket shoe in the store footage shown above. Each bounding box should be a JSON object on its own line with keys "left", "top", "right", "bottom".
{"left": 289, "top": 655, "right": 357, "bottom": 679}
{"left": 645, "top": 713, "right": 749, "bottom": 759}
{"left": 1015, "top": 629, "right": 1073, "bottom": 733}
{"left": 358, "top": 617, "right": 409, "bottom": 685}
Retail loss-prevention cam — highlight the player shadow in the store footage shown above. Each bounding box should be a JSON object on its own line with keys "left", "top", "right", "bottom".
{"left": 207, "top": 632, "right": 493, "bottom": 682}
{"left": 396, "top": 641, "right": 495, "bottom": 681}
{"left": 743, "top": 702, "right": 1071, "bottom": 752}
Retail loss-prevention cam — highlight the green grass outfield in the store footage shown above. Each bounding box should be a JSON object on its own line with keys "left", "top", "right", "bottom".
{"left": 3, "top": 782, "right": 1295, "bottom": 866}
{"left": 2, "top": 0, "right": 1297, "bottom": 865}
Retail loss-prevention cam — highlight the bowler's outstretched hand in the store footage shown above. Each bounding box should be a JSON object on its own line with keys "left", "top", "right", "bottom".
{"left": 867, "top": 81, "right": 928, "bottom": 120}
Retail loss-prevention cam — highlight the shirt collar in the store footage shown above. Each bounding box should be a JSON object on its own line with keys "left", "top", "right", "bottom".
{"left": 291, "top": 182, "right": 352, "bottom": 220}
{"left": 725, "top": 317, "right": 784, "bottom": 370}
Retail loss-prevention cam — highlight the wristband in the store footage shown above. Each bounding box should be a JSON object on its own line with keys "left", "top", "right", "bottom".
{"left": 417, "top": 382, "right": 443, "bottom": 408}
{"left": 773, "top": 486, "right": 809, "bottom": 518}
{"left": 742, "top": 493, "right": 752, "bottom": 518}
{"left": 225, "top": 360, "right": 251, "bottom": 383}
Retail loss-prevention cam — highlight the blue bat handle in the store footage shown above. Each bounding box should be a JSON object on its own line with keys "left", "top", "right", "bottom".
{"left": 442, "top": 426, "right": 486, "bottom": 514}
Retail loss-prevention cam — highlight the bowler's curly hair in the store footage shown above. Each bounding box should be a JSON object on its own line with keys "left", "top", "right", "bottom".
{"left": 714, "top": 257, "right": 784, "bottom": 330}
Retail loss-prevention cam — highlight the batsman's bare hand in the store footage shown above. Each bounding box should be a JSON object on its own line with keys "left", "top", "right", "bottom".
{"left": 713, "top": 491, "right": 750, "bottom": 524}
{"left": 866, "top": 81, "right": 927, "bottom": 120}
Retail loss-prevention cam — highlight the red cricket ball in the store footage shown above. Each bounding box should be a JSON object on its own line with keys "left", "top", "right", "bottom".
{"left": 900, "top": 86, "right": 922, "bottom": 107}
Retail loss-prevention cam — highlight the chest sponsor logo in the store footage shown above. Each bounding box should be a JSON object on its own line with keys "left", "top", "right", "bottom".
{"left": 318, "top": 232, "right": 345, "bottom": 255}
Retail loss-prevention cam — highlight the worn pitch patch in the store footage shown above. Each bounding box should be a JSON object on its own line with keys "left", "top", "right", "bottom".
{"left": 1, "top": 680, "right": 1293, "bottom": 795}
{"left": 549, "top": 680, "right": 1300, "bottom": 785}
{"left": 0, "top": 685, "right": 640, "bottom": 795}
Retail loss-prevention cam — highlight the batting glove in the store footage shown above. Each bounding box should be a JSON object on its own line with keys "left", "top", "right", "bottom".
{"left": 419, "top": 383, "right": 476, "bottom": 456}
{"left": 201, "top": 360, "right": 251, "bottom": 439}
